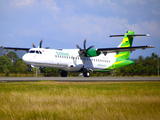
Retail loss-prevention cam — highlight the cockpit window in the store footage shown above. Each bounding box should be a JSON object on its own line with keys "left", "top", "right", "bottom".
{"left": 39, "top": 51, "right": 42, "bottom": 54}
{"left": 36, "top": 51, "right": 39, "bottom": 54}
{"left": 28, "top": 50, "right": 42, "bottom": 54}
{"left": 30, "top": 50, "right": 35, "bottom": 53}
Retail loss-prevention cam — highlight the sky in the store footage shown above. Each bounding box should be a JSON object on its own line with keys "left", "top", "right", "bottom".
{"left": 0, "top": 0, "right": 160, "bottom": 59}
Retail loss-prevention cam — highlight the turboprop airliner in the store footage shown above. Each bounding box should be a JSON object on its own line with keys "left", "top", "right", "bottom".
{"left": 3, "top": 31, "right": 154, "bottom": 77}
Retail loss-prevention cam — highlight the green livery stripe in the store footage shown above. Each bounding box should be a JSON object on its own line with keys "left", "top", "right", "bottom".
{"left": 115, "top": 52, "right": 127, "bottom": 58}
{"left": 95, "top": 58, "right": 134, "bottom": 72}
{"left": 107, "top": 58, "right": 134, "bottom": 70}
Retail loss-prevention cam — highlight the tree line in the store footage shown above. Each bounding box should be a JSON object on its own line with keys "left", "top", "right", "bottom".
{"left": 114, "top": 53, "right": 159, "bottom": 76}
{"left": 0, "top": 51, "right": 159, "bottom": 77}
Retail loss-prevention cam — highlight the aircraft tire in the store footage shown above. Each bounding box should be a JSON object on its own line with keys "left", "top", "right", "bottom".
{"left": 83, "top": 72, "right": 89, "bottom": 77}
{"left": 60, "top": 70, "right": 67, "bottom": 77}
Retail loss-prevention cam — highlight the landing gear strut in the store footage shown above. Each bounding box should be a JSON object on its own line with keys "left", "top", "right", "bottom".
{"left": 60, "top": 70, "right": 67, "bottom": 77}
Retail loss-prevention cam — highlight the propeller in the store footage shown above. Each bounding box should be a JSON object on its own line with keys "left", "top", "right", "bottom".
{"left": 76, "top": 38, "right": 94, "bottom": 57}
{"left": 32, "top": 39, "right": 49, "bottom": 49}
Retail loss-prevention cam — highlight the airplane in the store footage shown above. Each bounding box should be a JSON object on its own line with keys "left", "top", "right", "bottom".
{"left": 2, "top": 30, "right": 155, "bottom": 77}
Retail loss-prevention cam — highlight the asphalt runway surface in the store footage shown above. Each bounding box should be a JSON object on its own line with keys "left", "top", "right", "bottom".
{"left": 0, "top": 77, "right": 160, "bottom": 82}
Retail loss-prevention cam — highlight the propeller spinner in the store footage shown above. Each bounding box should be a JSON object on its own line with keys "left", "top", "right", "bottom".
{"left": 76, "top": 38, "right": 94, "bottom": 57}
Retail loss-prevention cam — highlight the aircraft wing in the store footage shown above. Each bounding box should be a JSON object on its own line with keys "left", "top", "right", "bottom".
{"left": 2, "top": 47, "right": 30, "bottom": 51}
{"left": 96, "top": 45, "right": 155, "bottom": 54}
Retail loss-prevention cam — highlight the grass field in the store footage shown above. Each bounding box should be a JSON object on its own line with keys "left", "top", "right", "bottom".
{"left": 0, "top": 81, "right": 160, "bottom": 120}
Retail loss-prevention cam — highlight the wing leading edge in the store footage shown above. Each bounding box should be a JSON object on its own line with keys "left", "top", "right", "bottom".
{"left": 2, "top": 47, "right": 30, "bottom": 51}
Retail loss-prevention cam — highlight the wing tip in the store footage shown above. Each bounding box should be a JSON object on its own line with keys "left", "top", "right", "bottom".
{"left": 146, "top": 34, "right": 151, "bottom": 37}
{"left": 148, "top": 45, "right": 155, "bottom": 48}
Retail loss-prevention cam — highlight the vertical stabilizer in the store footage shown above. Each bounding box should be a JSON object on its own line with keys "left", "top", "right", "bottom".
{"left": 115, "top": 31, "right": 134, "bottom": 60}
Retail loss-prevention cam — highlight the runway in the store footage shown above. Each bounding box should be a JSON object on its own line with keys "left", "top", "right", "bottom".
{"left": 0, "top": 77, "right": 160, "bottom": 82}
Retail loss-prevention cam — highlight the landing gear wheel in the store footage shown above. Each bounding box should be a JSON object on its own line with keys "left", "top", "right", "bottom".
{"left": 60, "top": 70, "right": 67, "bottom": 77}
{"left": 83, "top": 72, "right": 89, "bottom": 77}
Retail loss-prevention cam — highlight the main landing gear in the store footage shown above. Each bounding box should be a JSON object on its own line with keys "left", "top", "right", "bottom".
{"left": 60, "top": 70, "right": 67, "bottom": 77}
{"left": 83, "top": 71, "right": 90, "bottom": 77}
{"left": 60, "top": 70, "right": 90, "bottom": 77}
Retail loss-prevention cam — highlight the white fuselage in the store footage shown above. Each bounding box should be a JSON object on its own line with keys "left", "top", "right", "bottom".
{"left": 22, "top": 48, "right": 116, "bottom": 72}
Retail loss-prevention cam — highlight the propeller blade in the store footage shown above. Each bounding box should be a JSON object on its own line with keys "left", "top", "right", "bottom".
{"left": 86, "top": 45, "right": 94, "bottom": 51}
{"left": 39, "top": 39, "right": 43, "bottom": 48}
{"left": 83, "top": 38, "right": 87, "bottom": 52}
{"left": 32, "top": 43, "right": 36, "bottom": 48}
{"left": 76, "top": 44, "right": 83, "bottom": 51}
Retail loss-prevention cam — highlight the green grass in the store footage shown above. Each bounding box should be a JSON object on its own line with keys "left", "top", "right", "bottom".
{"left": 0, "top": 81, "right": 160, "bottom": 120}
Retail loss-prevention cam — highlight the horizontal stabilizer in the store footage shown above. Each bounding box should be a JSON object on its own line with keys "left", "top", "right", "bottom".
{"left": 109, "top": 35, "right": 125, "bottom": 37}
{"left": 109, "top": 34, "right": 150, "bottom": 37}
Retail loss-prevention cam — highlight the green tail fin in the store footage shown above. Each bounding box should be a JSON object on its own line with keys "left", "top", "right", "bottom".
{"left": 115, "top": 31, "right": 135, "bottom": 60}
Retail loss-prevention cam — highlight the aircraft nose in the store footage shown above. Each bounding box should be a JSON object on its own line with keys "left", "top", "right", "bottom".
{"left": 22, "top": 54, "right": 30, "bottom": 64}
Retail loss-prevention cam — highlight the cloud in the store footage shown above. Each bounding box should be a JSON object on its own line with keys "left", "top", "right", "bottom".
{"left": 8, "top": 33, "right": 15, "bottom": 38}
{"left": 152, "top": 9, "right": 160, "bottom": 15}
{"left": 140, "top": 21, "right": 160, "bottom": 35}
{"left": 40, "top": 0, "right": 60, "bottom": 10}
{"left": 125, "top": 20, "right": 160, "bottom": 36}
{"left": 123, "top": 0, "right": 146, "bottom": 4}
{"left": 57, "top": 15, "right": 129, "bottom": 40}
{"left": 9, "top": 0, "right": 60, "bottom": 11}
{"left": 10, "top": 0, "right": 35, "bottom": 6}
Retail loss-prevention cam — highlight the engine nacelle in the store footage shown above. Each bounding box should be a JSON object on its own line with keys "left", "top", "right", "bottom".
{"left": 66, "top": 64, "right": 83, "bottom": 71}
{"left": 86, "top": 48, "right": 100, "bottom": 57}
